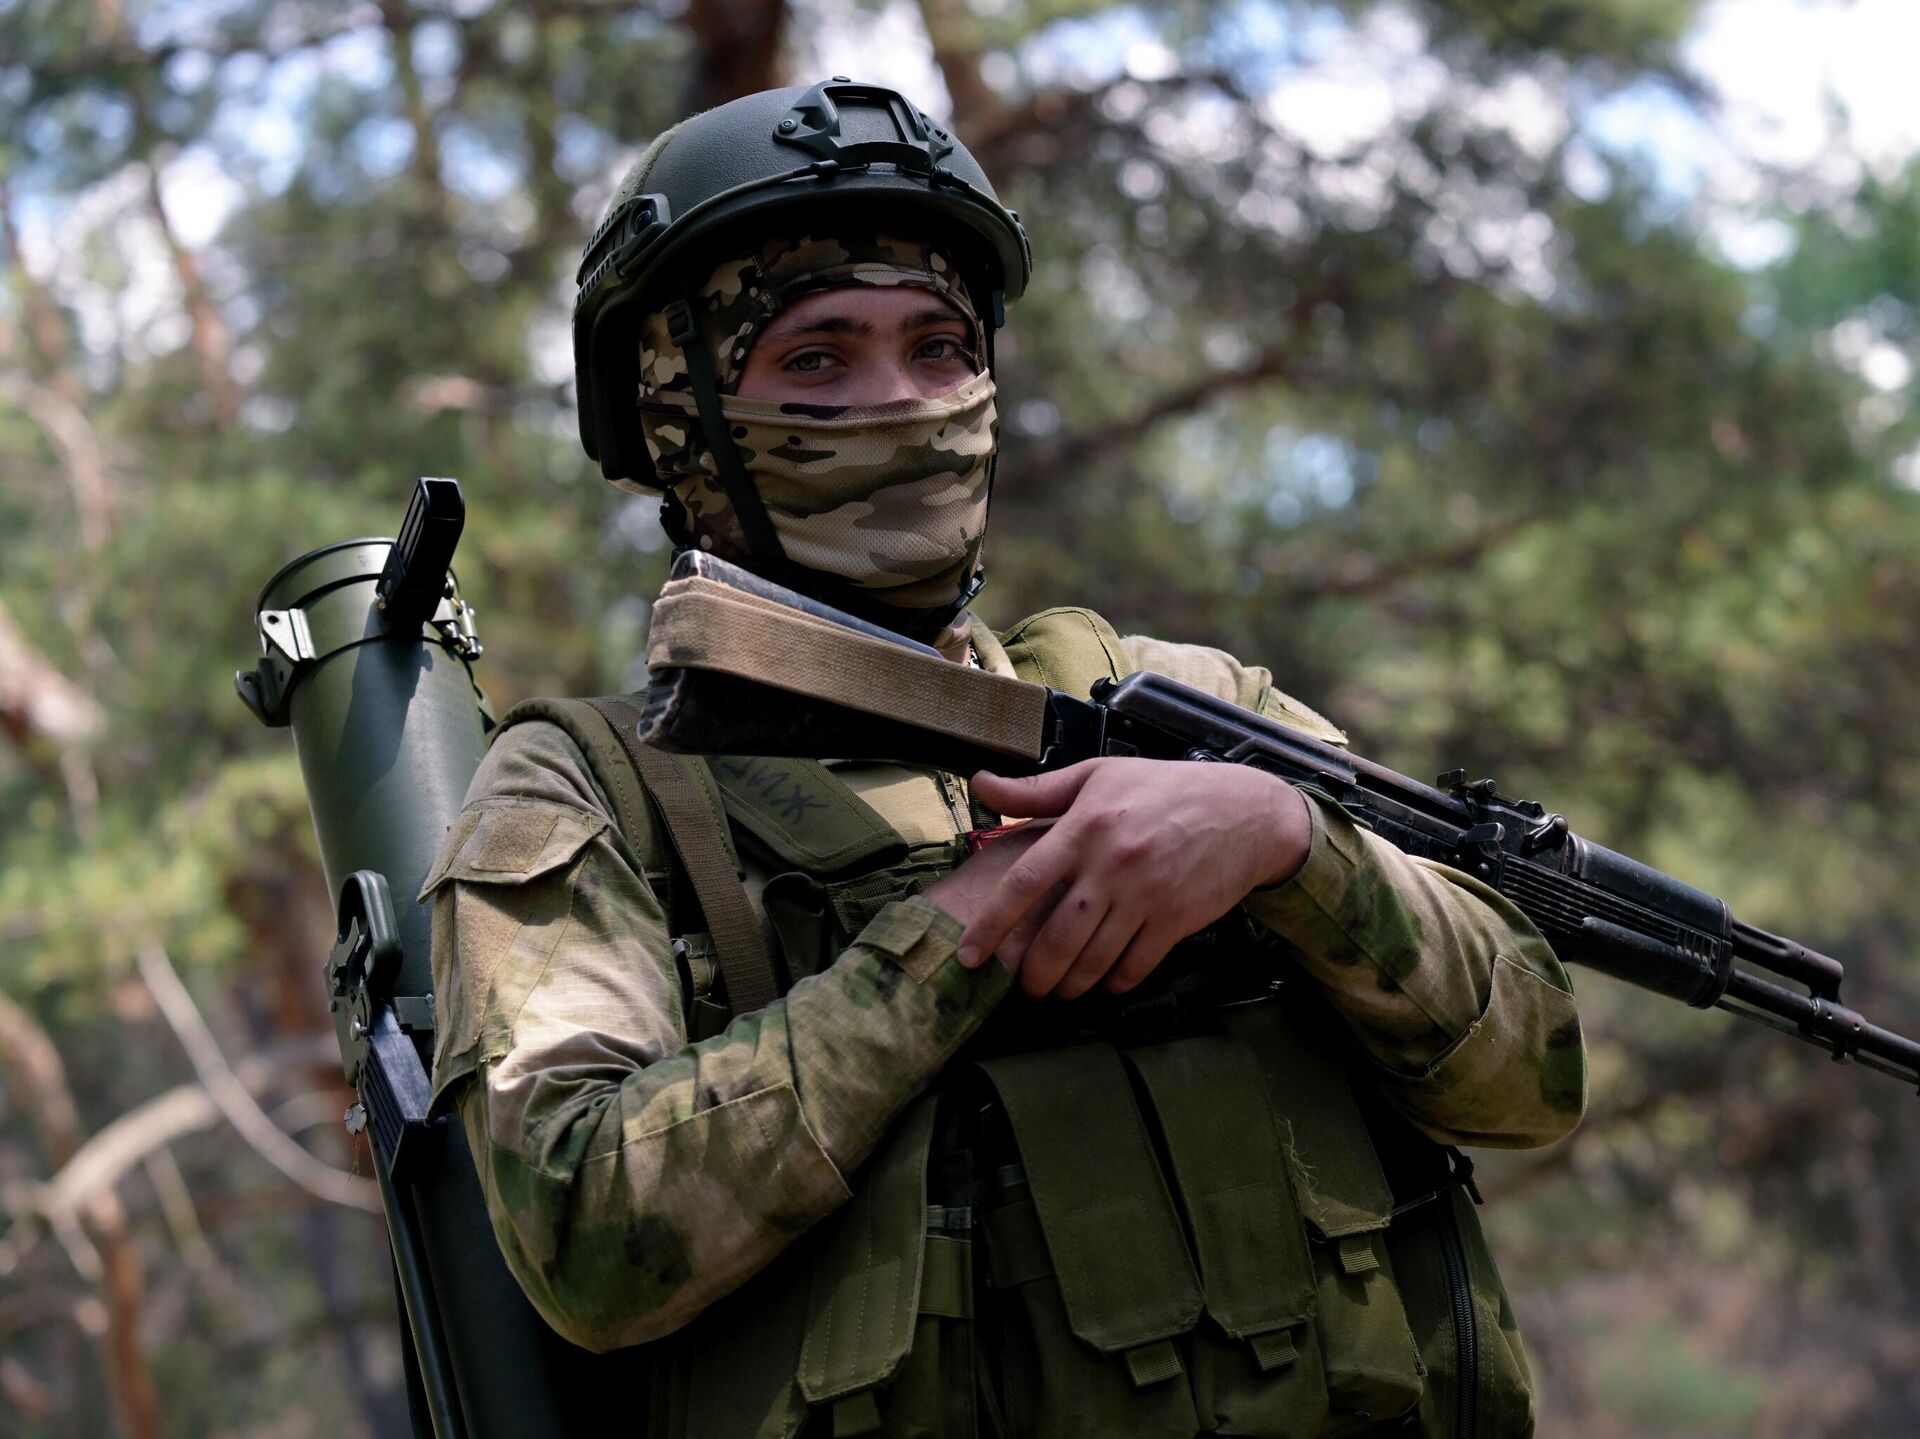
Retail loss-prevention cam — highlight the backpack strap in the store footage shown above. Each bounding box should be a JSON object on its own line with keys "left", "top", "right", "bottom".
{"left": 496, "top": 695, "right": 781, "bottom": 1016}
{"left": 580, "top": 696, "right": 782, "bottom": 1016}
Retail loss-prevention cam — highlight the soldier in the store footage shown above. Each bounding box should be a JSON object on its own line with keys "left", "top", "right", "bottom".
{"left": 420, "top": 80, "right": 1585, "bottom": 1437}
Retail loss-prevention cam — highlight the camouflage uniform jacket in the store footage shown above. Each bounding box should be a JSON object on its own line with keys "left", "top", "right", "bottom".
{"left": 421, "top": 619, "right": 1586, "bottom": 1356}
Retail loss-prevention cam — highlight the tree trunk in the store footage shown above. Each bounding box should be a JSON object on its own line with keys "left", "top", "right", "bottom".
{"left": 684, "top": 0, "right": 786, "bottom": 110}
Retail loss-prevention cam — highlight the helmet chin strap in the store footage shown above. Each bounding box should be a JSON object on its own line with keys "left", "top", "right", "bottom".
{"left": 663, "top": 296, "right": 793, "bottom": 576}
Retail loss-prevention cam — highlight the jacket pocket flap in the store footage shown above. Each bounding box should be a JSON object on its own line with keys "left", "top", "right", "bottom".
{"left": 980, "top": 1043, "right": 1202, "bottom": 1354}
{"left": 418, "top": 800, "right": 606, "bottom": 899}
{"left": 1220, "top": 1003, "right": 1395, "bottom": 1239}
{"left": 1126, "top": 1036, "right": 1317, "bottom": 1338}
{"left": 796, "top": 1096, "right": 941, "bottom": 1403}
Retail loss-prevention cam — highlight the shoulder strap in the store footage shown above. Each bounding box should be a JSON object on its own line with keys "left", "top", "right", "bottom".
{"left": 581, "top": 697, "right": 782, "bottom": 1016}
{"left": 496, "top": 695, "right": 781, "bottom": 1015}
{"left": 496, "top": 696, "right": 667, "bottom": 884}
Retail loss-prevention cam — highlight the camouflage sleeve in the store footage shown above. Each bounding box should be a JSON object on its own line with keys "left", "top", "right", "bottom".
{"left": 1243, "top": 793, "right": 1586, "bottom": 1150}
{"left": 1118, "top": 631, "right": 1583, "bottom": 1150}
{"left": 421, "top": 720, "right": 1010, "bottom": 1354}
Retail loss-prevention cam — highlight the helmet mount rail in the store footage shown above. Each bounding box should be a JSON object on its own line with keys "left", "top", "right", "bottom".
{"left": 772, "top": 78, "right": 957, "bottom": 169}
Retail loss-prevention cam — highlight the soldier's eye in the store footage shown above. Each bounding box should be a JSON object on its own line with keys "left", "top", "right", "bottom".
{"left": 917, "top": 337, "right": 975, "bottom": 366}
{"left": 787, "top": 351, "right": 833, "bottom": 373}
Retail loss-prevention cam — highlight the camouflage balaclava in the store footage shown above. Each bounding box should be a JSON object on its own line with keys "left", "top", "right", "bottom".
{"left": 634, "top": 229, "right": 998, "bottom": 642}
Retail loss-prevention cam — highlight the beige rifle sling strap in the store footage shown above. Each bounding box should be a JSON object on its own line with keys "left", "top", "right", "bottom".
{"left": 647, "top": 575, "right": 1050, "bottom": 762}
{"left": 582, "top": 696, "right": 782, "bottom": 1015}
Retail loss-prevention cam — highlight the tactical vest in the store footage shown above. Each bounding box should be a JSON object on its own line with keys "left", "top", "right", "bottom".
{"left": 496, "top": 609, "right": 1537, "bottom": 1439}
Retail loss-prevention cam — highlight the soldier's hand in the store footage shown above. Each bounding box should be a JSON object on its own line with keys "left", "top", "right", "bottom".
{"left": 956, "top": 759, "right": 1311, "bottom": 999}
{"left": 921, "top": 821, "right": 1067, "bottom": 971}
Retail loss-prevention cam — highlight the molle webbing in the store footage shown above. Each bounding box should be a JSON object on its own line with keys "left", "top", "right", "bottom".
{"left": 646, "top": 574, "right": 1048, "bottom": 762}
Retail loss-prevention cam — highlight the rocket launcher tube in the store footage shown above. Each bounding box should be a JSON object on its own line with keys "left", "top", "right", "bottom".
{"left": 239, "top": 479, "right": 617, "bottom": 1439}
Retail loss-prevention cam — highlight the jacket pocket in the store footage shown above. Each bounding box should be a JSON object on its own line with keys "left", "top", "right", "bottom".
{"left": 680, "top": 1095, "right": 958, "bottom": 1439}
{"left": 1221, "top": 1005, "right": 1426, "bottom": 1431}
{"left": 978, "top": 1043, "right": 1203, "bottom": 1439}
{"left": 1126, "top": 1035, "right": 1329, "bottom": 1438}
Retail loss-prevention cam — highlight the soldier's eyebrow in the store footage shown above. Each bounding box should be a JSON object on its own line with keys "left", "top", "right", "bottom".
{"left": 771, "top": 315, "right": 875, "bottom": 340}
{"left": 899, "top": 304, "right": 968, "bottom": 331}
{"left": 763, "top": 303, "right": 967, "bottom": 343}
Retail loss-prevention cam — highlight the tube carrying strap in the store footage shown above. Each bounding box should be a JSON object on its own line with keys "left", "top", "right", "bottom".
{"left": 583, "top": 695, "right": 781, "bottom": 1014}
{"left": 648, "top": 574, "right": 1048, "bottom": 761}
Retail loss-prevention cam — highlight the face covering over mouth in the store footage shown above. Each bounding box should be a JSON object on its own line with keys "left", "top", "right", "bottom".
{"left": 634, "top": 230, "right": 999, "bottom": 637}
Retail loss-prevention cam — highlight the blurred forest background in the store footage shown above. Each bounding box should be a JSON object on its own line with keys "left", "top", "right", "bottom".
{"left": 6, "top": 0, "right": 1920, "bottom": 1434}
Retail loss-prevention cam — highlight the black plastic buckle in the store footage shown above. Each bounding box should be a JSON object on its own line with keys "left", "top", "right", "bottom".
{"left": 663, "top": 297, "right": 701, "bottom": 349}
{"left": 328, "top": 871, "right": 403, "bottom": 1015}
{"left": 327, "top": 872, "right": 442, "bottom": 1182}
{"left": 772, "top": 79, "right": 956, "bottom": 173}
{"left": 1389, "top": 1148, "right": 1484, "bottom": 1217}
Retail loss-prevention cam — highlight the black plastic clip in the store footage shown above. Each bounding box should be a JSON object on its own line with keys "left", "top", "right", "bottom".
{"left": 772, "top": 79, "right": 955, "bottom": 173}
{"left": 326, "top": 870, "right": 441, "bottom": 1183}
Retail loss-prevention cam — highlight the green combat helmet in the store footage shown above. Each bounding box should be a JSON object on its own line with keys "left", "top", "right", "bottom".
{"left": 572, "top": 79, "right": 1031, "bottom": 624}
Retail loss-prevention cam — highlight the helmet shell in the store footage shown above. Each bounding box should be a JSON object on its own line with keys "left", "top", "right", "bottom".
{"left": 573, "top": 79, "right": 1031, "bottom": 485}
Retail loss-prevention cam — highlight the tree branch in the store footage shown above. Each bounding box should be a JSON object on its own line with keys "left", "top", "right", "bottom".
{"left": 142, "top": 154, "right": 239, "bottom": 427}
{"left": 137, "top": 947, "right": 378, "bottom": 1213}
{"left": 1, "top": 1036, "right": 341, "bottom": 1276}
{"left": 0, "top": 370, "right": 115, "bottom": 552}
{"left": 0, "top": 180, "right": 82, "bottom": 407}
{"left": 19, "top": 5, "right": 384, "bottom": 80}
{"left": 1264, "top": 511, "right": 1547, "bottom": 602}
{"left": 379, "top": 0, "right": 445, "bottom": 212}
{"left": 684, "top": 0, "right": 786, "bottom": 110}
{"left": 0, "top": 593, "right": 105, "bottom": 836}
{"left": 915, "top": 0, "right": 1001, "bottom": 135}
{"left": 0, "top": 991, "right": 168, "bottom": 1439}
{"left": 1021, "top": 345, "right": 1299, "bottom": 476}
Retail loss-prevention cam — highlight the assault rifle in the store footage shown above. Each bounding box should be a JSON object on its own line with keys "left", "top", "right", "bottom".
{"left": 639, "top": 550, "right": 1920, "bottom": 1092}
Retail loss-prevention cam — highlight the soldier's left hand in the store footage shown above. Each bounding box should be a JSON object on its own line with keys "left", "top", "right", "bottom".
{"left": 958, "top": 758, "right": 1311, "bottom": 999}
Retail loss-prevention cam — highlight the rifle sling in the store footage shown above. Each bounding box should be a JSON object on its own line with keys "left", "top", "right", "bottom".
{"left": 647, "top": 576, "right": 1047, "bottom": 762}
{"left": 583, "top": 696, "right": 782, "bottom": 1015}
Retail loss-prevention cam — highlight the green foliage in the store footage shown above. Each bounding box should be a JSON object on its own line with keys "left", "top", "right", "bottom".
{"left": 5, "top": 1, "right": 1920, "bottom": 1434}
{"left": 1592, "top": 1321, "right": 1769, "bottom": 1433}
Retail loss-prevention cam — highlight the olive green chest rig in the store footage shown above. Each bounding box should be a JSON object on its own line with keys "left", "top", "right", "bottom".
{"left": 495, "top": 609, "right": 1537, "bottom": 1439}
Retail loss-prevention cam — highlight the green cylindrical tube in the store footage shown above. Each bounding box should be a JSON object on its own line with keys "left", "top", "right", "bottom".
{"left": 240, "top": 528, "right": 627, "bottom": 1439}
{"left": 245, "top": 536, "right": 491, "bottom": 990}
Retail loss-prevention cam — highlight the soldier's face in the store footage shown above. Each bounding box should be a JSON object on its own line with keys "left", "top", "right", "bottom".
{"left": 734, "top": 286, "right": 979, "bottom": 406}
